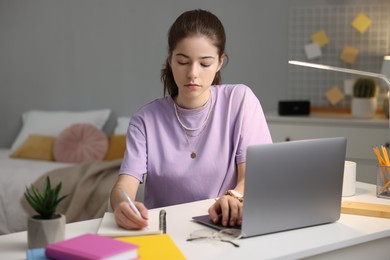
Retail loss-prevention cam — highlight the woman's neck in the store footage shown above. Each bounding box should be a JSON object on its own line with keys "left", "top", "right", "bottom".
{"left": 175, "top": 89, "right": 211, "bottom": 109}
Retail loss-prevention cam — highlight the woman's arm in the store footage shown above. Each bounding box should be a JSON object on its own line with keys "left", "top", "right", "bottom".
{"left": 110, "top": 174, "right": 140, "bottom": 208}
{"left": 234, "top": 163, "right": 245, "bottom": 194}
{"left": 110, "top": 174, "right": 148, "bottom": 230}
{"left": 208, "top": 162, "right": 246, "bottom": 227}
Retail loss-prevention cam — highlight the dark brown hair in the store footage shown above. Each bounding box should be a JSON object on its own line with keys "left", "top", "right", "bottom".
{"left": 161, "top": 9, "right": 227, "bottom": 96}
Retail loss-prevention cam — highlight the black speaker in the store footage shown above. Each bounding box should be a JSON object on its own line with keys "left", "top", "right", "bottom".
{"left": 278, "top": 100, "right": 310, "bottom": 116}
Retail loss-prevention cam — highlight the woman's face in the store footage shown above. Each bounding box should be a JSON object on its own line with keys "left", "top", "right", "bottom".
{"left": 169, "top": 35, "right": 224, "bottom": 108}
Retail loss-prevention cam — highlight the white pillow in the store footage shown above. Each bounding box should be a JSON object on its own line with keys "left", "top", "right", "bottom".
{"left": 114, "top": 116, "right": 131, "bottom": 134}
{"left": 11, "top": 109, "right": 111, "bottom": 151}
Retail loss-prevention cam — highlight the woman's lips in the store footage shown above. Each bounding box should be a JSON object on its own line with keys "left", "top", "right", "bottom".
{"left": 184, "top": 83, "right": 199, "bottom": 90}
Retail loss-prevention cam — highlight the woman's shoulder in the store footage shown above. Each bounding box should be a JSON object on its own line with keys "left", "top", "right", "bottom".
{"left": 213, "top": 84, "right": 256, "bottom": 99}
{"left": 133, "top": 96, "right": 172, "bottom": 118}
{"left": 214, "top": 83, "right": 253, "bottom": 93}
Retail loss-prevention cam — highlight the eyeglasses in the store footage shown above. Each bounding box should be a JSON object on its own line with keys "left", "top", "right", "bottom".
{"left": 186, "top": 228, "right": 242, "bottom": 247}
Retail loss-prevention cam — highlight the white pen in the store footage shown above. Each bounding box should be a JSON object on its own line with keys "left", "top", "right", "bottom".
{"left": 119, "top": 188, "right": 142, "bottom": 218}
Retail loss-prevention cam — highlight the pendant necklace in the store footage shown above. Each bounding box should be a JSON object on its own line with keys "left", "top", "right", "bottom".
{"left": 183, "top": 132, "right": 198, "bottom": 159}
{"left": 174, "top": 91, "right": 213, "bottom": 159}
{"left": 181, "top": 122, "right": 210, "bottom": 159}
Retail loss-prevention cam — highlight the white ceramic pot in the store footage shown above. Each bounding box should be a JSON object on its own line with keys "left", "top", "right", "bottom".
{"left": 27, "top": 214, "right": 66, "bottom": 249}
{"left": 351, "top": 97, "right": 377, "bottom": 118}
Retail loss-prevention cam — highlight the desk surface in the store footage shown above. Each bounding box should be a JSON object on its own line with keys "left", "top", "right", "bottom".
{"left": 1, "top": 182, "right": 390, "bottom": 260}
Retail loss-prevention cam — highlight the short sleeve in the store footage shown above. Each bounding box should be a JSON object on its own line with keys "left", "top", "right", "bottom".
{"left": 119, "top": 118, "right": 148, "bottom": 182}
{"left": 235, "top": 86, "right": 272, "bottom": 164}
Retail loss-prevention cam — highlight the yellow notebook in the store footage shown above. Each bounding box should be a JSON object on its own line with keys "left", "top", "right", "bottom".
{"left": 116, "top": 234, "right": 185, "bottom": 260}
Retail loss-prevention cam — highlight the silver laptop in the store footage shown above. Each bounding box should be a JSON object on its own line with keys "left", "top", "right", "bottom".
{"left": 193, "top": 137, "right": 347, "bottom": 238}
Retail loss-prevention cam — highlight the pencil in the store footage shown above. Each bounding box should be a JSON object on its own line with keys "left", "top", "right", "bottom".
{"left": 372, "top": 146, "right": 385, "bottom": 165}
{"left": 382, "top": 145, "right": 390, "bottom": 166}
{"left": 381, "top": 179, "right": 390, "bottom": 193}
{"left": 373, "top": 146, "right": 388, "bottom": 183}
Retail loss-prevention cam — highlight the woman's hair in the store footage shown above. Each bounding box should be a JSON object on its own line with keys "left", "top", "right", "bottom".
{"left": 161, "top": 9, "right": 227, "bottom": 96}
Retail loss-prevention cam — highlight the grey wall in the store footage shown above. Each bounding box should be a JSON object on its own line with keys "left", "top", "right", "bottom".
{"left": 1, "top": 0, "right": 384, "bottom": 148}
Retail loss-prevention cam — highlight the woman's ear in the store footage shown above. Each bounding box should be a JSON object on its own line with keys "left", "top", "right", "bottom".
{"left": 217, "top": 54, "right": 225, "bottom": 72}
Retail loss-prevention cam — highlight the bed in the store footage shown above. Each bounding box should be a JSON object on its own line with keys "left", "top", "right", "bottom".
{"left": 0, "top": 149, "right": 73, "bottom": 234}
{"left": 0, "top": 110, "right": 131, "bottom": 235}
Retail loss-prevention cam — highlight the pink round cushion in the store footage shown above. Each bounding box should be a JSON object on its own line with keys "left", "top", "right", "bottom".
{"left": 53, "top": 123, "right": 108, "bottom": 163}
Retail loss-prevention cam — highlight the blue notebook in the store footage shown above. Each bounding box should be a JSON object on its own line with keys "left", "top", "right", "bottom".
{"left": 26, "top": 248, "right": 49, "bottom": 260}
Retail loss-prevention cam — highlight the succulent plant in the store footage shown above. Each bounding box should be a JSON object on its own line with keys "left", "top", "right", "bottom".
{"left": 24, "top": 176, "right": 68, "bottom": 219}
{"left": 353, "top": 77, "right": 378, "bottom": 98}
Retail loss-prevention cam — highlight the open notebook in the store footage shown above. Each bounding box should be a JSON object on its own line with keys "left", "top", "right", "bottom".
{"left": 97, "top": 211, "right": 161, "bottom": 237}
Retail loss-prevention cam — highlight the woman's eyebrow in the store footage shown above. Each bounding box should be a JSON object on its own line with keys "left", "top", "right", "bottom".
{"left": 175, "top": 53, "right": 215, "bottom": 60}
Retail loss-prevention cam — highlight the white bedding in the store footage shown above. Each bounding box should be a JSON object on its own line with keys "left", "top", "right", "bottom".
{"left": 0, "top": 149, "right": 73, "bottom": 234}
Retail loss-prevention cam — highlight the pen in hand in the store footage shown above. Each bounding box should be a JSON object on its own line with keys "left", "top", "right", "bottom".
{"left": 119, "top": 188, "right": 142, "bottom": 219}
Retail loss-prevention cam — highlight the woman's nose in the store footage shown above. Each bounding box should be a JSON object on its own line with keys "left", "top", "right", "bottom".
{"left": 187, "top": 64, "right": 199, "bottom": 79}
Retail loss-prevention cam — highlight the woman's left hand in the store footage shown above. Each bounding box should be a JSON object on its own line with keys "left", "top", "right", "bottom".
{"left": 208, "top": 195, "right": 243, "bottom": 227}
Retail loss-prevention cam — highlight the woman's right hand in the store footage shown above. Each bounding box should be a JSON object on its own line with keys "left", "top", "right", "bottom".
{"left": 114, "top": 200, "right": 149, "bottom": 230}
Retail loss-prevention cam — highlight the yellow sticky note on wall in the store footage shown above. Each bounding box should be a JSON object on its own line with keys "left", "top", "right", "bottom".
{"left": 352, "top": 12, "right": 372, "bottom": 34}
{"left": 325, "top": 86, "right": 344, "bottom": 106}
{"left": 310, "top": 30, "right": 329, "bottom": 47}
{"left": 340, "top": 45, "right": 359, "bottom": 64}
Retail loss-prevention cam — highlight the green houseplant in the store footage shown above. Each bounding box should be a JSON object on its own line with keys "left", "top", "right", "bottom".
{"left": 353, "top": 78, "right": 378, "bottom": 98}
{"left": 25, "top": 176, "right": 68, "bottom": 248}
{"left": 351, "top": 77, "right": 378, "bottom": 118}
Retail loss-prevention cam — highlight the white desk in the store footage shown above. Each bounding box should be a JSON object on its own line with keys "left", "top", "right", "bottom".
{"left": 1, "top": 182, "right": 390, "bottom": 260}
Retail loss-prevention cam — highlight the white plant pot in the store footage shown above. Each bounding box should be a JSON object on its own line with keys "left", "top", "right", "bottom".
{"left": 351, "top": 97, "right": 377, "bottom": 118}
{"left": 27, "top": 214, "right": 66, "bottom": 249}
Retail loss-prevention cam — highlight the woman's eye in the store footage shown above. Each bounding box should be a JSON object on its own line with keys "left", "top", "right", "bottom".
{"left": 176, "top": 60, "right": 211, "bottom": 67}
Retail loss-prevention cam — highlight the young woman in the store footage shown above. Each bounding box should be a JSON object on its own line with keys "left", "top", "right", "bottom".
{"left": 110, "top": 9, "right": 272, "bottom": 230}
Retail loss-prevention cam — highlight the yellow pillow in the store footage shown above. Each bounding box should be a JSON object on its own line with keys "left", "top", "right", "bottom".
{"left": 10, "top": 135, "right": 56, "bottom": 161}
{"left": 104, "top": 135, "right": 126, "bottom": 161}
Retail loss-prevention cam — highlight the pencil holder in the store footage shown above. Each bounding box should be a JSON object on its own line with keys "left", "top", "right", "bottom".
{"left": 376, "top": 165, "right": 390, "bottom": 199}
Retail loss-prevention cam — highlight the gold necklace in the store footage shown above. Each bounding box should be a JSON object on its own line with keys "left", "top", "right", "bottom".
{"left": 174, "top": 92, "right": 213, "bottom": 131}
{"left": 182, "top": 130, "right": 198, "bottom": 159}
{"left": 174, "top": 91, "right": 213, "bottom": 159}
{"left": 180, "top": 121, "right": 210, "bottom": 159}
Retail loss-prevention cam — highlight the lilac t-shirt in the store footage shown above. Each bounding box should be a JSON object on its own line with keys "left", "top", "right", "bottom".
{"left": 120, "top": 84, "right": 272, "bottom": 208}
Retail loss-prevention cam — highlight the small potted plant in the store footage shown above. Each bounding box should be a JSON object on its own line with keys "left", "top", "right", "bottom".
{"left": 24, "top": 176, "right": 68, "bottom": 248}
{"left": 351, "top": 77, "right": 378, "bottom": 118}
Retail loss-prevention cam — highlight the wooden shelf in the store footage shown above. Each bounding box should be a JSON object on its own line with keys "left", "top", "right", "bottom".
{"left": 311, "top": 106, "right": 385, "bottom": 116}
